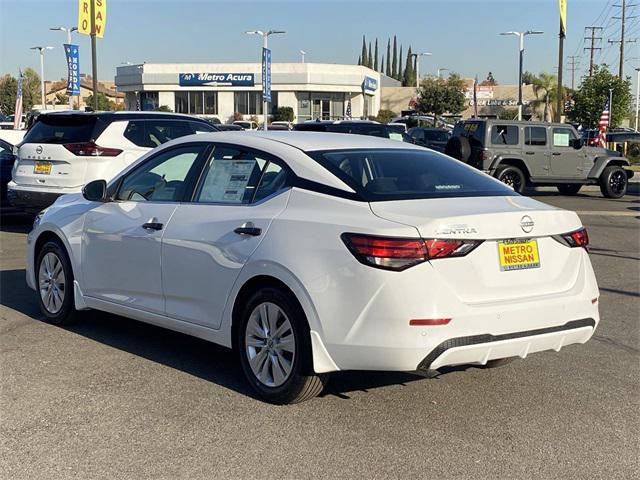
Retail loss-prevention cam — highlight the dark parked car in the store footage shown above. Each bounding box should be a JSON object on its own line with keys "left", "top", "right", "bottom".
{"left": 293, "top": 120, "right": 411, "bottom": 142}
{"left": 0, "top": 138, "right": 17, "bottom": 202}
{"left": 407, "top": 127, "right": 451, "bottom": 152}
{"left": 216, "top": 124, "right": 244, "bottom": 131}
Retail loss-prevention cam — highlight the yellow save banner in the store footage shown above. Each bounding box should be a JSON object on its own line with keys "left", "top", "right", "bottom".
{"left": 78, "top": 0, "right": 107, "bottom": 38}
{"left": 559, "top": 0, "right": 567, "bottom": 35}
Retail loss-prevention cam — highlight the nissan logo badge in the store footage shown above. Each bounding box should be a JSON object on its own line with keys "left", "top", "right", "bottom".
{"left": 35, "top": 145, "right": 43, "bottom": 154}
{"left": 520, "top": 215, "right": 534, "bottom": 233}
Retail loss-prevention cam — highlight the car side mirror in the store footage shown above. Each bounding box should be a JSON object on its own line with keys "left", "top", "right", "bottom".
{"left": 571, "top": 138, "right": 583, "bottom": 149}
{"left": 82, "top": 179, "right": 107, "bottom": 202}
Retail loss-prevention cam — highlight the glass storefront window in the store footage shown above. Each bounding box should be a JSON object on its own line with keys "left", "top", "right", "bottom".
{"left": 140, "top": 92, "right": 159, "bottom": 111}
{"left": 175, "top": 92, "right": 188, "bottom": 114}
{"left": 174, "top": 91, "right": 217, "bottom": 115}
{"left": 234, "top": 92, "right": 277, "bottom": 115}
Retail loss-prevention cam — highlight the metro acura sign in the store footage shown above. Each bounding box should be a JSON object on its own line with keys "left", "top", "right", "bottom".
{"left": 179, "top": 73, "right": 255, "bottom": 87}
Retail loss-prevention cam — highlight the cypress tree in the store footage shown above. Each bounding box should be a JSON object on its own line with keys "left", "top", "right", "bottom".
{"left": 361, "top": 36, "right": 367, "bottom": 68}
{"left": 357, "top": 55, "right": 361, "bottom": 65}
{"left": 403, "top": 46, "right": 414, "bottom": 86}
{"left": 380, "top": 55, "right": 385, "bottom": 73}
{"left": 398, "top": 45, "right": 403, "bottom": 81}
{"left": 392, "top": 36, "right": 397, "bottom": 80}
{"left": 373, "top": 39, "right": 379, "bottom": 71}
{"left": 386, "top": 38, "right": 391, "bottom": 76}
{"left": 368, "top": 41, "right": 373, "bottom": 68}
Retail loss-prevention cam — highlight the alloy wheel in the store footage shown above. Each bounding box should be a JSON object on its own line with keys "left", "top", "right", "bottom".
{"left": 38, "top": 252, "right": 66, "bottom": 314}
{"left": 245, "top": 302, "right": 296, "bottom": 387}
{"left": 609, "top": 170, "right": 627, "bottom": 195}
{"left": 501, "top": 171, "right": 522, "bottom": 191}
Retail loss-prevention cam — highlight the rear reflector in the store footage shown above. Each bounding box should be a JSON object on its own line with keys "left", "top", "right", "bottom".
{"left": 341, "top": 233, "right": 482, "bottom": 271}
{"left": 591, "top": 298, "right": 598, "bottom": 304}
{"left": 64, "top": 142, "right": 123, "bottom": 157}
{"left": 553, "top": 227, "right": 589, "bottom": 249}
{"left": 409, "top": 318, "right": 451, "bottom": 326}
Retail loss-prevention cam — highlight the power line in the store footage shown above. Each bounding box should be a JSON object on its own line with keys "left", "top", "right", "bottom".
{"left": 567, "top": 55, "right": 581, "bottom": 89}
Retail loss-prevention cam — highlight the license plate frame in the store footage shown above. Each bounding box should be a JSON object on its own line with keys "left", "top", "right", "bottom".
{"left": 33, "top": 161, "right": 52, "bottom": 175}
{"left": 497, "top": 238, "right": 541, "bottom": 271}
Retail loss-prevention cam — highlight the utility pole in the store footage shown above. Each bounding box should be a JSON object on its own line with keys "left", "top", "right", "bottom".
{"left": 567, "top": 55, "right": 580, "bottom": 89}
{"left": 556, "top": 18, "right": 565, "bottom": 122}
{"left": 584, "top": 26, "right": 603, "bottom": 76}
{"left": 609, "top": 0, "right": 638, "bottom": 78}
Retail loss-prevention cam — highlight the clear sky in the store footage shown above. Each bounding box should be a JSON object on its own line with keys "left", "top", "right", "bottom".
{"left": 1, "top": 0, "right": 638, "bottom": 85}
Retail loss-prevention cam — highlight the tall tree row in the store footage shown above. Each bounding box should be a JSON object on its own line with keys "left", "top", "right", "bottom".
{"left": 356, "top": 35, "right": 418, "bottom": 86}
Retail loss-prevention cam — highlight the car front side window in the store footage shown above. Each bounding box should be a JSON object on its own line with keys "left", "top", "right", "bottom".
{"left": 116, "top": 144, "right": 206, "bottom": 202}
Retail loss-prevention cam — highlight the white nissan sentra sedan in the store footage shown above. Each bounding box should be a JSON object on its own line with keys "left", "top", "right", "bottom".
{"left": 26, "top": 132, "right": 599, "bottom": 403}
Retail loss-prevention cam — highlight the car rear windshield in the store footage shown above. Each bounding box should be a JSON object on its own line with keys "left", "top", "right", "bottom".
{"left": 307, "top": 148, "right": 517, "bottom": 201}
{"left": 23, "top": 115, "right": 100, "bottom": 144}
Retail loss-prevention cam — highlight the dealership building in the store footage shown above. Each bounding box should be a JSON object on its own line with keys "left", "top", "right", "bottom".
{"left": 115, "top": 63, "right": 397, "bottom": 123}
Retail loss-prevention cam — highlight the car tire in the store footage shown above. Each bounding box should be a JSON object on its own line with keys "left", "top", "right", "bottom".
{"left": 599, "top": 165, "right": 628, "bottom": 198}
{"left": 237, "top": 286, "right": 328, "bottom": 404}
{"left": 444, "top": 136, "right": 471, "bottom": 162}
{"left": 495, "top": 165, "right": 526, "bottom": 194}
{"left": 35, "top": 239, "right": 78, "bottom": 325}
{"left": 556, "top": 184, "right": 582, "bottom": 195}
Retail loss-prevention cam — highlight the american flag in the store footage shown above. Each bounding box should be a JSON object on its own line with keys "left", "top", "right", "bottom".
{"left": 13, "top": 69, "right": 23, "bottom": 130}
{"left": 345, "top": 97, "right": 352, "bottom": 119}
{"left": 597, "top": 99, "right": 609, "bottom": 148}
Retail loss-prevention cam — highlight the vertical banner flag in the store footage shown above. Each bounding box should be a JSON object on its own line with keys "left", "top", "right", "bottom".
{"left": 13, "top": 70, "right": 23, "bottom": 130}
{"left": 559, "top": 0, "right": 567, "bottom": 35}
{"left": 262, "top": 47, "right": 272, "bottom": 103}
{"left": 78, "top": 0, "right": 107, "bottom": 37}
{"left": 64, "top": 44, "right": 81, "bottom": 95}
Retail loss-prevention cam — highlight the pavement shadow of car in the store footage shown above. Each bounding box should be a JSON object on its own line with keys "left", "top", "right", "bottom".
{"left": 0, "top": 268, "right": 426, "bottom": 401}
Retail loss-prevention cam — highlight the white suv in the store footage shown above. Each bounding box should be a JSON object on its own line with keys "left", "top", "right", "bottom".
{"left": 8, "top": 111, "right": 217, "bottom": 212}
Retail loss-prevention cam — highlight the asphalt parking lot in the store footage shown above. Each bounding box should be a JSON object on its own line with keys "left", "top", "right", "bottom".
{"left": 1, "top": 187, "right": 638, "bottom": 480}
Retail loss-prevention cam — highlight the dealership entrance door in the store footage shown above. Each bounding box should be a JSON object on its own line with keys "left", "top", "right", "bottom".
{"left": 312, "top": 98, "right": 331, "bottom": 120}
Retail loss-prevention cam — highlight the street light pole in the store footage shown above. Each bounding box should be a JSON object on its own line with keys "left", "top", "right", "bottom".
{"left": 409, "top": 52, "right": 432, "bottom": 88}
{"left": 246, "top": 30, "right": 286, "bottom": 131}
{"left": 500, "top": 30, "right": 543, "bottom": 121}
{"left": 50, "top": 26, "right": 78, "bottom": 109}
{"left": 635, "top": 68, "right": 639, "bottom": 131}
{"left": 300, "top": 50, "right": 306, "bottom": 63}
{"left": 30, "top": 46, "right": 54, "bottom": 110}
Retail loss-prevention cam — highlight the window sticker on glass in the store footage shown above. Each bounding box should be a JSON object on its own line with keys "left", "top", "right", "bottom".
{"left": 389, "top": 132, "right": 403, "bottom": 141}
{"left": 553, "top": 132, "right": 570, "bottom": 147}
{"left": 198, "top": 159, "right": 256, "bottom": 203}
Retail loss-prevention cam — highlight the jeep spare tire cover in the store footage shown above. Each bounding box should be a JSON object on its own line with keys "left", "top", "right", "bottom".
{"left": 445, "top": 136, "right": 471, "bottom": 162}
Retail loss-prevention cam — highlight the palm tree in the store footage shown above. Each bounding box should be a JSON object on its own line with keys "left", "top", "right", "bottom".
{"left": 530, "top": 73, "right": 558, "bottom": 121}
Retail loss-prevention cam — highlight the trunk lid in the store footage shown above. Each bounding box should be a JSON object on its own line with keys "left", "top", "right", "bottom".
{"left": 370, "top": 195, "right": 585, "bottom": 303}
{"left": 14, "top": 143, "right": 89, "bottom": 188}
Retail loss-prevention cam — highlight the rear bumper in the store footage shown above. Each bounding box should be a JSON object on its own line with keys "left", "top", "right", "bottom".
{"left": 417, "top": 318, "right": 596, "bottom": 371}
{"left": 7, "top": 182, "right": 80, "bottom": 212}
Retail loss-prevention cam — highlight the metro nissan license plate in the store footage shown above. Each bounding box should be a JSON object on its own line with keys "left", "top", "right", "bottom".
{"left": 33, "top": 161, "right": 52, "bottom": 175}
{"left": 498, "top": 239, "right": 540, "bottom": 271}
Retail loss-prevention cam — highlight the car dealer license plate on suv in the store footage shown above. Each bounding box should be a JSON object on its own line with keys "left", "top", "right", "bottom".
{"left": 498, "top": 239, "right": 540, "bottom": 271}
{"left": 33, "top": 161, "right": 52, "bottom": 175}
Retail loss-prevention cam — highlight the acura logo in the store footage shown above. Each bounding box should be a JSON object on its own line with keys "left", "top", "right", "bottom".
{"left": 35, "top": 145, "right": 43, "bottom": 154}
{"left": 520, "top": 215, "right": 534, "bottom": 233}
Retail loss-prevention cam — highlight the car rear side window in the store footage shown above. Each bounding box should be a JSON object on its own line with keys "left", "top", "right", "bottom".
{"left": 22, "top": 115, "right": 99, "bottom": 144}
{"left": 124, "top": 120, "right": 214, "bottom": 148}
{"left": 491, "top": 125, "right": 519, "bottom": 145}
{"left": 525, "top": 127, "right": 547, "bottom": 146}
{"left": 307, "top": 148, "right": 517, "bottom": 201}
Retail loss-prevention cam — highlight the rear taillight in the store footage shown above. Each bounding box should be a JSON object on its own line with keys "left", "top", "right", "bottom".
{"left": 553, "top": 227, "right": 589, "bottom": 249}
{"left": 341, "top": 233, "right": 482, "bottom": 271}
{"left": 63, "top": 142, "right": 123, "bottom": 157}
